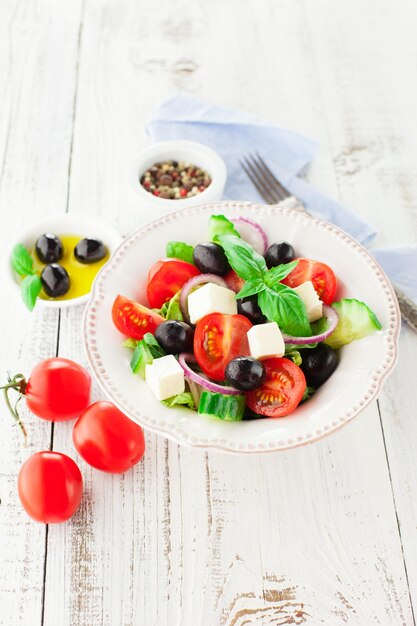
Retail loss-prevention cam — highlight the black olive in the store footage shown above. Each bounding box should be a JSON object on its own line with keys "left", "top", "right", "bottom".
{"left": 35, "top": 233, "right": 63, "bottom": 264}
{"left": 193, "top": 242, "right": 230, "bottom": 276}
{"left": 225, "top": 357, "right": 265, "bottom": 391}
{"left": 299, "top": 344, "right": 339, "bottom": 388}
{"left": 237, "top": 296, "right": 267, "bottom": 325}
{"left": 154, "top": 320, "right": 194, "bottom": 355}
{"left": 265, "top": 241, "right": 295, "bottom": 268}
{"left": 41, "top": 264, "right": 70, "bottom": 297}
{"left": 74, "top": 238, "right": 106, "bottom": 264}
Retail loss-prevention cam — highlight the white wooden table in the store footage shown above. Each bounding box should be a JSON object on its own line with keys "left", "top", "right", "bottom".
{"left": 1, "top": 1, "right": 417, "bottom": 624}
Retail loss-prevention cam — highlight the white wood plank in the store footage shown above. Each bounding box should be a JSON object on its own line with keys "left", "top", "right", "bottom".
{"left": 41, "top": 0, "right": 415, "bottom": 624}
{"left": 301, "top": 0, "right": 417, "bottom": 616}
{"left": 0, "top": 1, "right": 84, "bottom": 624}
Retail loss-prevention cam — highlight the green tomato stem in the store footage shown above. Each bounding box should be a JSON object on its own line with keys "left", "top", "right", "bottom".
{"left": 1, "top": 374, "right": 28, "bottom": 444}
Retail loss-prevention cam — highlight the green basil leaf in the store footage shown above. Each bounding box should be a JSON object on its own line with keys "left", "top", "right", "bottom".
{"left": 166, "top": 241, "right": 194, "bottom": 265}
{"left": 20, "top": 274, "right": 41, "bottom": 311}
{"left": 160, "top": 292, "right": 184, "bottom": 321}
{"left": 265, "top": 260, "right": 299, "bottom": 286}
{"left": 235, "top": 279, "right": 266, "bottom": 299}
{"left": 216, "top": 234, "right": 267, "bottom": 281}
{"left": 161, "top": 392, "right": 195, "bottom": 410}
{"left": 258, "top": 284, "right": 311, "bottom": 337}
{"left": 12, "top": 244, "right": 35, "bottom": 277}
{"left": 208, "top": 214, "right": 241, "bottom": 241}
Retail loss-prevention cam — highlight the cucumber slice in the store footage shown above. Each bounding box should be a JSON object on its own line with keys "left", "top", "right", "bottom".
{"left": 325, "top": 298, "right": 382, "bottom": 349}
{"left": 198, "top": 391, "right": 245, "bottom": 421}
{"left": 130, "top": 342, "right": 154, "bottom": 377}
{"left": 208, "top": 214, "right": 241, "bottom": 242}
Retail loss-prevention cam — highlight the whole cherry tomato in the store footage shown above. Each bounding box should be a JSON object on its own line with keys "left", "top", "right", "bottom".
{"left": 18, "top": 451, "right": 83, "bottom": 523}
{"left": 73, "top": 401, "right": 146, "bottom": 473}
{"left": 6, "top": 358, "right": 91, "bottom": 423}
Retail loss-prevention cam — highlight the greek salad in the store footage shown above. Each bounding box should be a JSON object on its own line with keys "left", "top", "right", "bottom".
{"left": 112, "top": 214, "right": 382, "bottom": 421}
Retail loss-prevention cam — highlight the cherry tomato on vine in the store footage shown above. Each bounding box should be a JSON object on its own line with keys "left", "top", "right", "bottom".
{"left": 73, "top": 401, "right": 145, "bottom": 473}
{"left": 3, "top": 358, "right": 91, "bottom": 427}
{"left": 18, "top": 451, "right": 83, "bottom": 523}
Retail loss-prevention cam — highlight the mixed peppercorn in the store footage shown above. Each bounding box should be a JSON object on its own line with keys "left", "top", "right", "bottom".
{"left": 140, "top": 160, "right": 212, "bottom": 199}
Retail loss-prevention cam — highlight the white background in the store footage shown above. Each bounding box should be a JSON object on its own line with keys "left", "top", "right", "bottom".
{"left": 1, "top": 1, "right": 417, "bottom": 624}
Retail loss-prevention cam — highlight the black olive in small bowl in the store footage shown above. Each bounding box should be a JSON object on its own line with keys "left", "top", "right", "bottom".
{"left": 36, "top": 234, "right": 63, "bottom": 264}
{"left": 41, "top": 264, "right": 70, "bottom": 297}
{"left": 74, "top": 238, "right": 106, "bottom": 264}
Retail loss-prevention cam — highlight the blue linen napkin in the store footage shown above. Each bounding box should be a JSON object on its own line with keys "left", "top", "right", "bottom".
{"left": 147, "top": 95, "right": 417, "bottom": 304}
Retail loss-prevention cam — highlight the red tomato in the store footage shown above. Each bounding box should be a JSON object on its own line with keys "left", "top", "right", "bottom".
{"left": 18, "top": 451, "right": 83, "bottom": 523}
{"left": 194, "top": 313, "right": 252, "bottom": 381}
{"left": 24, "top": 358, "right": 91, "bottom": 422}
{"left": 247, "top": 357, "right": 306, "bottom": 418}
{"left": 112, "top": 295, "right": 165, "bottom": 340}
{"left": 224, "top": 269, "right": 245, "bottom": 294}
{"left": 281, "top": 258, "right": 337, "bottom": 305}
{"left": 73, "top": 401, "right": 145, "bottom": 474}
{"left": 146, "top": 259, "right": 200, "bottom": 308}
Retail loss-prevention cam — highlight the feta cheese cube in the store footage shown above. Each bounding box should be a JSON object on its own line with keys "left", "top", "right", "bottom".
{"left": 293, "top": 281, "right": 323, "bottom": 322}
{"left": 145, "top": 355, "right": 185, "bottom": 401}
{"left": 247, "top": 322, "right": 285, "bottom": 359}
{"left": 187, "top": 282, "right": 237, "bottom": 324}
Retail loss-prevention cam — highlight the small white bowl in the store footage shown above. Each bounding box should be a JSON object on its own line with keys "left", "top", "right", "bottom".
{"left": 129, "top": 140, "right": 227, "bottom": 216}
{"left": 5, "top": 212, "right": 122, "bottom": 309}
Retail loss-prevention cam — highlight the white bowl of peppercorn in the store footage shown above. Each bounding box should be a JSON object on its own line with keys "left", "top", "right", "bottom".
{"left": 130, "top": 140, "right": 227, "bottom": 215}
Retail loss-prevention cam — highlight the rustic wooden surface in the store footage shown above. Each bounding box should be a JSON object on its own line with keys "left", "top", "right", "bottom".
{"left": 1, "top": 0, "right": 417, "bottom": 624}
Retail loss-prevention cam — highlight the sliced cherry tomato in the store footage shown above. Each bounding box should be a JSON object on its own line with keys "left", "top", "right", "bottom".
{"left": 281, "top": 258, "right": 337, "bottom": 305}
{"left": 73, "top": 401, "right": 146, "bottom": 474}
{"left": 147, "top": 259, "right": 200, "bottom": 309}
{"left": 18, "top": 451, "right": 83, "bottom": 523}
{"left": 194, "top": 313, "right": 252, "bottom": 382}
{"left": 246, "top": 357, "right": 306, "bottom": 418}
{"left": 224, "top": 269, "right": 245, "bottom": 294}
{"left": 112, "top": 295, "right": 164, "bottom": 340}
{"left": 24, "top": 358, "right": 91, "bottom": 422}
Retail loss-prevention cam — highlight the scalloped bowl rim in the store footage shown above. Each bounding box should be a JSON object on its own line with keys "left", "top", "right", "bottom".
{"left": 82, "top": 202, "right": 400, "bottom": 454}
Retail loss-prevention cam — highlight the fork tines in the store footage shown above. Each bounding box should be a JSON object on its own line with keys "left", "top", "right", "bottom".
{"left": 240, "top": 153, "right": 291, "bottom": 205}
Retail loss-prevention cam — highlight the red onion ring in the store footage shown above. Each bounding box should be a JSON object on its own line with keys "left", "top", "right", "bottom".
{"left": 231, "top": 217, "right": 268, "bottom": 255}
{"left": 179, "top": 353, "right": 241, "bottom": 396}
{"left": 179, "top": 274, "right": 228, "bottom": 324}
{"left": 282, "top": 305, "right": 339, "bottom": 345}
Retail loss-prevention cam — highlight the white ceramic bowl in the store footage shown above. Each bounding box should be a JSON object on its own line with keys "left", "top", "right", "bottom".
{"left": 83, "top": 202, "right": 400, "bottom": 454}
{"left": 6, "top": 212, "right": 122, "bottom": 309}
{"left": 129, "top": 140, "right": 227, "bottom": 217}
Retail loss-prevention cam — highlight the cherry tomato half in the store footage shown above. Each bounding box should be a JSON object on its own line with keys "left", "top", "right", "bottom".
{"left": 73, "top": 401, "right": 145, "bottom": 474}
{"left": 281, "top": 258, "right": 337, "bottom": 305}
{"left": 246, "top": 357, "right": 306, "bottom": 418}
{"left": 224, "top": 269, "right": 245, "bottom": 294}
{"left": 146, "top": 259, "right": 200, "bottom": 309}
{"left": 194, "top": 313, "right": 252, "bottom": 382}
{"left": 24, "top": 358, "right": 91, "bottom": 422}
{"left": 18, "top": 451, "right": 83, "bottom": 523}
{"left": 112, "top": 295, "right": 165, "bottom": 340}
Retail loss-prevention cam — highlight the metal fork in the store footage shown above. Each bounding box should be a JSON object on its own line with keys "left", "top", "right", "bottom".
{"left": 241, "top": 152, "right": 417, "bottom": 333}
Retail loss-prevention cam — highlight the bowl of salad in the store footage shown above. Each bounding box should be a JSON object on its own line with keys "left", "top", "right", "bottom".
{"left": 83, "top": 202, "right": 400, "bottom": 453}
